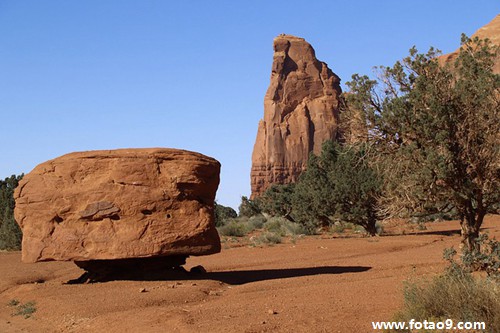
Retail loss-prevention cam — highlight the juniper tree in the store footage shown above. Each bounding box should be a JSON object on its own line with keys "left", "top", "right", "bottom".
{"left": 292, "top": 141, "right": 382, "bottom": 235}
{"left": 346, "top": 36, "right": 500, "bottom": 250}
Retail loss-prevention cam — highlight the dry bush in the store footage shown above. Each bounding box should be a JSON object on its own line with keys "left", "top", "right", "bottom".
{"left": 391, "top": 266, "right": 500, "bottom": 332}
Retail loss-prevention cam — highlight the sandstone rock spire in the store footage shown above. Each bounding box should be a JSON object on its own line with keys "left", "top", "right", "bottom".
{"left": 250, "top": 35, "right": 342, "bottom": 198}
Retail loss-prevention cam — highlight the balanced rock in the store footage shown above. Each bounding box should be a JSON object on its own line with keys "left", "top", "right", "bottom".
{"left": 14, "top": 148, "right": 221, "bottom": 263}
{"left": 250, "top": 34, "right": 342, "bottom": 198}
{"left": 439, "top": 14, "right": 500, "bottom": 74}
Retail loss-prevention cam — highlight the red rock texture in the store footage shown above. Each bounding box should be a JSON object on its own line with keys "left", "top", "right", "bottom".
{"left": 14, "top": 148, "right": 221, "bottom": 263}
{"left": 250, "top": 35, "right": 342, "bottom": 198}
{"left": 439, "top": 14, "right": 500, "bottom": 74}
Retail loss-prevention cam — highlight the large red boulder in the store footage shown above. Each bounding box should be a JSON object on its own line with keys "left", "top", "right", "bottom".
{"left": 14, "top": 148, "right": 221, "bottom": 263}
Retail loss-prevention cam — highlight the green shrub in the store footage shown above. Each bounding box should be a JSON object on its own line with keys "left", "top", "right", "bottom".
{"left": 214, "top": 203, "right": 237, "bottom": 227}
{"left": 330, "top": 223, "right": 345, "bottom": 233}
{"left": 444, "top": 233, "right": 500, "bottom": 280}
{"left": 217, "top": 216, "right": 264, "bottom": 237}
{"left": 0, "top": 174, "right": 23, "bottom": 250}
{"left": 7, "top": 299, "right": 19, "bottom": 307}
{"left": 217, "top": 219, "right": 248, "bottom": 237}
{"left": 238, "top": 196, "right": 261, "bottom": 217}
{"left": 251, "top": 232, "right": 282, "bottom": 246}
{"left": 248, "top": 215, "right": 267, "bottom": 229}
{"left": 283, "top": 220, "right": 308, "bottom": 235}
{"left": 259, "top": 183, "right": 295, "bottom": 219}
{"left": 292, "top": 142, "right": 382, "bottom": 235}
{"left": 9, "top": 300, "right": 37, "bottom": 319}
{"left": 0, "top": 215, "right": 22, "bottom": 250}
{"left": 263, "top": 217, "right": 308, "bottom": 236}
{"left": 343, "top": 222, "right": 355, "bottom": 230}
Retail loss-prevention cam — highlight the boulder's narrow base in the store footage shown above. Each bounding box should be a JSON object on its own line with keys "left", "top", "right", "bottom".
{"left": 69, "top": 255, "right": 189, "bottom": 283}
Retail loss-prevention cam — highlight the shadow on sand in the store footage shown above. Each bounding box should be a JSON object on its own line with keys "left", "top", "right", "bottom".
{"left": 68, "top": 265, "right": 371, "bottom": 285}
{"left": 198, "top": 266, "right": 372, "bottom": 285}
{"left": 385, "top": 226, "right": 490, "bottom": 237}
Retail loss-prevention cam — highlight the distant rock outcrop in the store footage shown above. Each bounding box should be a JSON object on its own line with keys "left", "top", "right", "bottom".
{"left": 250, "top": 35, "right": 342, "bottom": 198}
{"left": 440, "top": 14, "right": 500, "bottom": 74}
{"left": 14, "top": 148, "right": 221, "bottom": 264}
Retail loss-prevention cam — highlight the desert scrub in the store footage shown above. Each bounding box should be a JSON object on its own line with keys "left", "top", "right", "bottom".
{"left": 251, "top": 232, "right": 282, "bottom": 246}
{"left": 8, "top": 300, "right": 37, "bottom": 319}
{"left": 449, "top": 233, "right": 500, "bottom": 279}
{"left": 263, "top": 217, "right": 308, "bottom": 236}
{"left": 390, "top": 244, "right": 500, "bottom": 333}
{"left": 7, "top": 299, "right": 19, "bottom": 307}
{"left": 217, "top": 219, "right": 247, "bottom": 237}
{"left": 330, "top": 223, "right": 345, "bottom": 233}
{"left": 391, "top": 270, "right": 500, "bottom": 332}
{"left": 217, "top": 216, "right": 263, "bottom": 237}
{"left": 248, "top": 215, "right": 267, "bottom": 229}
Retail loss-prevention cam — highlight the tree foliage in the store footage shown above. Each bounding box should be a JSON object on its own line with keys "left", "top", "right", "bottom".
{"left": 238, "top": 196, "right": 261, "bottom": 218}
{"left": 214, "top": 202, "right": 237, "bottom": 227}
{"left": 0, "top": 174, "right": 23, "bottom": 250}
{"left": 345, "top": 35, "right": 500, "bottom": 249}
{"left": 292, "top": 141, "right": 381, "bottom": 235}
{"left": 258, "top": 142, "right": 382, "bottom": 235}
{"left": 259, "top": 183, "right": 295, "bottom": 221}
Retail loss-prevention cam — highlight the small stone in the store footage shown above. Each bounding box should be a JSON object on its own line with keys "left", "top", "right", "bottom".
{"left": 267, "top": 309, "right": 278, "bottom": 315}
{"left": 139, "top": 288, "right": 147, "bottom": 293}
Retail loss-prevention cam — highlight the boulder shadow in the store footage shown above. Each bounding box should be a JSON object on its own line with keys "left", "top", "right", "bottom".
{"left": 386, "top": 226, "right": 490, "bottom": 237}
{"left": 196, "top": 265, "right": 372, "bottom": 285}
{"left": 66, "top": 254, "right": 371, "bottom": 284}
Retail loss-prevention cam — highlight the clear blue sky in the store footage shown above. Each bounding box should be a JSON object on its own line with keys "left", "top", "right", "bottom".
{"left": 1, "top": 1, "right": 498, "bottom": 209}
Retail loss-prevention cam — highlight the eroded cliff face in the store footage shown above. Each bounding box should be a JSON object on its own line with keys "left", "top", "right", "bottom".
{"left": 250, "top": 35, "right": 342, "bottom": 198}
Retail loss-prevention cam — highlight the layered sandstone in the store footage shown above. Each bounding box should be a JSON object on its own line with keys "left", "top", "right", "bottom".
{"left": 440, "top": 14, "right": 500, "bottom": 73}
{"left": 250, "top": 35, "right": 342, "bottom": 198}
{"left": 14, "top": 148, "right": 221, "bottom": 263}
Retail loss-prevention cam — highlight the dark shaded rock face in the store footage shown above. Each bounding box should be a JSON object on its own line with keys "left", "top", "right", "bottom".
{"left": 14, "top": 148, "right": 221, "bottom": 264}
{"left": 250, "top": 34, "right": 342, "bottom": 198}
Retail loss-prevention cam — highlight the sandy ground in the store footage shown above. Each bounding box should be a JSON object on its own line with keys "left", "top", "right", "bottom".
{"left": 0, "top": 215, "right": 498, "bottom": 333}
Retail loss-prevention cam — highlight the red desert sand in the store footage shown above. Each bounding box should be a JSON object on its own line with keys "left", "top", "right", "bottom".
{"left": 1, "top": 215, "right": 498, "bottom": 333}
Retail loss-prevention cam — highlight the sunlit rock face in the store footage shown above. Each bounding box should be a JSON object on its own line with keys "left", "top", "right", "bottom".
{"left": 14, "top": 148, "right": 221, "bottom": 263}
{"left": 250, "top": 34, "right": 342, "bottom": 198}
